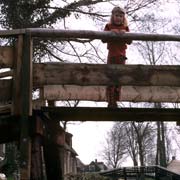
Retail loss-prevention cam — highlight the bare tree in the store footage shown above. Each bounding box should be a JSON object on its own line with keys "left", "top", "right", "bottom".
{"left": 133, "top": 12, "right": 174, "bottom": 167}
{"left": 102, "top": 122, "right": 128, "bottom": 168}
{"left": 124, "top": 122, "right": 138, "bottom": 166}
{"left": 131, "top": 122, "right": 156, "bottom": 166}
{"left": 0, "top": 0, "right": 160, "bottom": 62}
{"left": 102, "top": 121, "right": 156, "bottom": 167}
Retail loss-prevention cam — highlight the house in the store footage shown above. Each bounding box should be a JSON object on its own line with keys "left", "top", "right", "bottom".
{"left": 55, "top": 124, "right": 78, "bottom": 175}
{"left": 167, "top": 156, "right": 180, "bottom": 174}
{"left": 77, "top": 159, "right": 108, "bottom": 173}
{"left": 63, "top": 132, "right": 78, "bottom": 175}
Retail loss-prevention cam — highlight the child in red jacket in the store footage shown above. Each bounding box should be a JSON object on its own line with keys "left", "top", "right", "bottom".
{"left": 103, "top": 6, "right": 132, "bottom": 107}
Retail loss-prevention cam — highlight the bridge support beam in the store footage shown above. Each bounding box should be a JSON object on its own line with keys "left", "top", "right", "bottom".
{"left": 42, "top": 107, "right": 180, "bottom": 122}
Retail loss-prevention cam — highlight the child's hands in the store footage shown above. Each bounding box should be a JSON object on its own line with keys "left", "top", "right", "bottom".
{"left": 111, "top": 29, "right": 126, "bottom": 33}
{"left": 119, "top": 29, "right": 126, "bottom": 33}
{"left": 111, "top": 29, "right": 132, "bottom": 44}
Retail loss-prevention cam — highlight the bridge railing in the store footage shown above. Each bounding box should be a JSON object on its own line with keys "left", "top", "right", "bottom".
{"left": 100, "top": 165, "right": 180, "bottom": 180}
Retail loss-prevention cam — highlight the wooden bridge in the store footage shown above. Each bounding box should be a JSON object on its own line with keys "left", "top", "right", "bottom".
{"left": 1, "top": 29, "right": 180, "bottom": 179}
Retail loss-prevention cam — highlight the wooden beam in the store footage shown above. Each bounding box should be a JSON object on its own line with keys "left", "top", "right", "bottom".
{"left": 4, "top": 61, "right": 180, "bottom": 104}
{"left": 0, "top": 79, "right": 12, "bottom": 103}
{"left": 0, "top": 104, "right": 11, "bottom": 115}
{"left": 27, "top": 28, "right": 180, "bottom": 42}
{"left": 3, "top": 79, "right": 180, "bottom": 105}
{"left": 0, "top": 28, "right": 180, "bottom": 42}
{"left": 0, "top": 46, "right": 14, "bottom": 68}
{"left": 0, "top": 70, "right": 13, "bottom": 78}
{"left": 19, "top": 35, "right": 33, "bottom": 180}
{"left": 41, "top": 107, "right": 180, "bottom": 122}
{"left": 12, "top": 35, "right": 23, "bottom": 115}
{"left": 33, "top": 63, "right": 180, "bottom": 87}
{"left": 0, "top": 29, "right": 26, "bottom": 37}
{"left": 43, "top": 85, "right": 180, "bottom": 103}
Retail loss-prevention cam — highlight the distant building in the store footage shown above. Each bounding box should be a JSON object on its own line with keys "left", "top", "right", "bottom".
{"left": 56, "top": 125, "right": 78, "bottom": 175}
{"left": 167, "top": 156, "right": 180, "bottom": 174}
{"left": 76, "top": 158, "right": 86, "bottom": 173}
{"left": 77, "top": 159, "right": 108, "bottom": 173}
{"left": 63, "top": 132, "right": 78, "bottom": 175}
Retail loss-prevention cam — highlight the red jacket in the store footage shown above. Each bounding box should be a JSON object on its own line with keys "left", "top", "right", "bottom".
{"left": 104, "top": 23, "right": 130, "bottom": 57}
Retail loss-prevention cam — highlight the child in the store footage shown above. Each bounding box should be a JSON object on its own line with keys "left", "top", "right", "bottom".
{"left": 103, "top": 6, "right": 132, "bottom": 108}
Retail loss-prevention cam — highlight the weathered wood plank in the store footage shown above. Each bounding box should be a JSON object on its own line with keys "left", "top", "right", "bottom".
{"left": 0, "top": 29, "right": 25, "bottom": 37}
{"left": 28, "top": 28, "right": 180, "bottom": 42}
{"left": 19, "top": 35, "right": 33, "bottom": 180}
{"left": 0, "top": 79, "right": 12, "bottom": 102}
{"left": 0, "top": 46, "right": 14, "bottom": 68}
{"left": 3, "top": 80, "right": 180, "bottom": 104}
{"left": 3, "top": 62, "right": 180, "bottom": 106}
{"left": 43, "top": 85, "right": 180, "bottom": 103}
{"left": 0, "top": 70, "right": 13, "bottom": 78}
{"left": 33, "top": 99, "right": 46, "bottom": 110}
{"left": 0, "top": 104, "right": 11, "bottom": 115}
{"left": 33, "top": 63, "right": 180, "bottom": 87}
{"left": 12, "top": 35, "right": 23, "bottom": 115}
{"left": 1, "top": 28, "right": 180, "bottom": 42}
{"left": 41, "top": 107, "right": 180, "bottom": 122}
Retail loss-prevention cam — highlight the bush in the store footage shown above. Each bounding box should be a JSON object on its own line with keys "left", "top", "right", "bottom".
{"left": 64, "top": 173, "right": 111, "bottom": 180}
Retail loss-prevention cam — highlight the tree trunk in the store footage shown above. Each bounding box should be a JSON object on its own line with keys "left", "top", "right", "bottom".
{"left": 155, "top": 103, "right": 166, "bottom": 167}
{"left": 161, "top": 121, "right": 167, "bottom": 167}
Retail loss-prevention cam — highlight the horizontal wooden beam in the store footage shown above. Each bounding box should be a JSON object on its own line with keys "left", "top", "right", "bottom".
{"left": 3, "top": 83, "right": 180, "bottom": 105}
{"left": 0, "top": 29, "right": 26, "bottom": 37}
{"left": 33, "top": 63, "right": 180, "bottom": 87}
{"left": 41, "top": 107, "right": 180, "bottom": 122}
{"left": 0, "top": 104, "right": 11, "bottom": 115}
{"left": 27, "top": 28, "right": 180, "bottom": 42}
{"left": 1, "top": 28, "right": 180, "bottom": 42}
{"left": 3, "top": 62, "right": 180, "bottom": 104}
{"left": 43, "top": 85, "right": 180, "bottom": 103}
{"left": 0, "top": 70, "right": 13, "bottom": 78}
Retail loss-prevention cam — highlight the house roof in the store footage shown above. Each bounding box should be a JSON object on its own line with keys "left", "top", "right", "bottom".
{"left": 167, "top": 160, "right": 180, "bottom": 174}
{"left": 64, "top": 143, "right": 78, "bottom": 156}
{"left": 76, "top": 158, "right": 85, "bottom": 168}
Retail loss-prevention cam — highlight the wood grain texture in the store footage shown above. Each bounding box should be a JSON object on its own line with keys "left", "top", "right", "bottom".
{"left": 43, "top": 85, "right": 180, "bottom": 103}
{"left": 33, "top": 63, "right": 180, "bottom": 87}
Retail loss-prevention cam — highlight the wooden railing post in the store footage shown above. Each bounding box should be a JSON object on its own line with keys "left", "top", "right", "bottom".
{"left": 12, "top": 35, "right": 23, "bottom": 115}
{"left": 19, "top": 33, "right": 33, "bottom": 180}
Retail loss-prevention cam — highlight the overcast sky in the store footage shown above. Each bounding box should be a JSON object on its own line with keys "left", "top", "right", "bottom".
{"left": 67, "top": 121, "right": 114, "bottom": 165}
